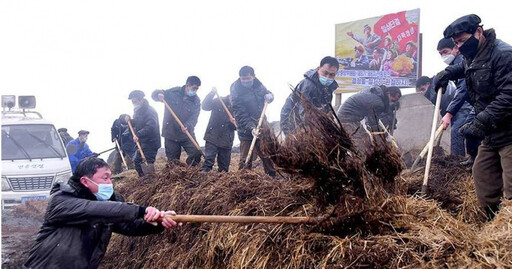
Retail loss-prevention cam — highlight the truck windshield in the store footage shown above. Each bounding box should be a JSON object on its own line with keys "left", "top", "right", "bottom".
{"left": 2, "top": 124, "right": 67, "bottom": 160}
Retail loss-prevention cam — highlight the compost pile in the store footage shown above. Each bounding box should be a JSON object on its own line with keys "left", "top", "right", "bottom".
{"left": 102, "top": 102, "right": 512, "bottom": 268}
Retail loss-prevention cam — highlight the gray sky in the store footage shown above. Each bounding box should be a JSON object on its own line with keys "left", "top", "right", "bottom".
{"left": 1, "top": 0, "right": 509, "bottom": 153}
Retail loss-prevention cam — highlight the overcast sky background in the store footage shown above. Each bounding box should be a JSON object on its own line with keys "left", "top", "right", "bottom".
{"left": 1, "top": 0, "right": 510, "bottom": 153}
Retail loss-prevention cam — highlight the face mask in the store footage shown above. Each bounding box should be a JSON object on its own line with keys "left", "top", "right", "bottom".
{"left": 241, "top": 80, "right": 254, "bottom": 88}
{"left": 319, "top": 75, "right": 334, "bottom": 86}
{"left": 459, "top": 35, "right": 479, "bottom": 59}
{"left": 87, "top": 178, "right": 114, "bottom": 201}
{"left": 442, "top": 54, "right": 455, "bottom": 65}
{"left": 81, "top": 138, "right": 87, "bottom": 143}
{"left": 187, "top": 90, "right": 197, "bottom": 97}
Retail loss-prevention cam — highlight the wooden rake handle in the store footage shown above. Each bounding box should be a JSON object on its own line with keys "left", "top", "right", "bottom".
{"left": 127, "top": 119, "right": 148, "bottom": 163}
{"left": 421, "top": 88, "right": 443, "bottom": 194}
{"left": 163, "top": 214, "right": 323, "bottom": 224}
{"left": 161, "top": 99, "right": 204, "bottom": 155}
{"left": 214, "top": 90, "right": 237, "bottom": 128}
{"left": 245, "top": 101, "right": 269, "bottom": 165}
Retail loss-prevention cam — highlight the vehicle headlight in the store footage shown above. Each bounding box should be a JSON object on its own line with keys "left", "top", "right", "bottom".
{"left": 2, "top": 176, "right": 12, "bottom": 191}
{"left": 55, "top": 171, "right": 72, "bottom": 184}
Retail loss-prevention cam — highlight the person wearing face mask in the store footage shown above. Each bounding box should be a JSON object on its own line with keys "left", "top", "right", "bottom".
{"left": 127, "top": 90, "right": 161, "bottom": 177}
{"left": 436, "top": 37, "right": 481, "bottom": 165}
{"left": 66, "top": 130, "right": 95, "bottom": 173}
{"left": 230, "top": 66, "right": 276, "bottom": 177}
{"left": 280, "top": 56, "right": 340, "bottom": 135}
{"left": 434, "top": 14, "right": 512, "bottom": 220}
{"left": 110, "top": 114, "right": 136, "bottom": 174}
{"left": 152, "top": 76, "right": 202, "bottom": 166}
{"left": 23, "top": 157, "right": 179, "bottom": 269}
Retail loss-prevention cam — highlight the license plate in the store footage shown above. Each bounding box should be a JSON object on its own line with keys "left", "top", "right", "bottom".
{"left": 21, "top": 195, "right": 48, "bottom": 204}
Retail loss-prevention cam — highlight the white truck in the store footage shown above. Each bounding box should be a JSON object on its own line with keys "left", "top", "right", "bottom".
{"left": 1, "top": 95, "right": 72, "bottom": 209}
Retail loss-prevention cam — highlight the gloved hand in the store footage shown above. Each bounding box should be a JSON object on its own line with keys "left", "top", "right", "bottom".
{"left": 390, "top": 101, "right": 400, "bottom": 111}
{"left": 264, "top": 93, "right": 273, "bottom": 103}
{"left": 434, "top": 70, "right": 452, "bottom": 93}
{"left": 251, "top": 128, "right": 260, "bottom": 138}
{"left": 459, "top": 119, "right": 487, "bottom": 139}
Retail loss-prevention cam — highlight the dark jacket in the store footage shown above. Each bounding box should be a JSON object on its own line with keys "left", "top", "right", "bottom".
{"left": 446, "top": 29, "right": 512, "bottom": 148}
{"left": 230, "top": 78, "right": 273, "bottom": 141}
{"left": 152, "top": 87, "right": 201, "bottom": 142}
{"left": 59, "top": 132, "right": 73, "bottom": 146}
{"left": 202, "top": 91, "right": 236, "bottom": 149}
{"left": 337, "top": 86, "right": 390, "bottom": 129}
{"left": 444, "top": 53, "right": 474, "bottom": 115}
{"left": 131, "top": 99, "right": 161, "bottom": 149}
{"left": 280, "top": 69, "right": 339, "bottom": 134}
{"left": 423, "top": 78, "right": 457, "bottom": 116}
{"left": 66, "top": 139, "right": 93, "bottom": 173}
{"left": 23, "top": 181, "right": 163, "bottom": 269}
{"left": 111, "top": 119, "right": 136, "bottom": 157}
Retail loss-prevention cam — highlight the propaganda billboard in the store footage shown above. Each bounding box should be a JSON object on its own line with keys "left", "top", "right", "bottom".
{"left": 335, "top": 9, "right": 420, "bottom": 93}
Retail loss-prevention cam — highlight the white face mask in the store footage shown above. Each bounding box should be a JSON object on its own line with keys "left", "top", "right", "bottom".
{"left": 442, "top": 54, "right": 455, "bottom": 65}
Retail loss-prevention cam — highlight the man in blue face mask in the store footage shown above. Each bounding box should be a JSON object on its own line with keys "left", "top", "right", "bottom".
{"left": 280, "top": 56, "right": 340, "bottom": 135}
{"left": 24, "top": 157, "right": 179, "bottom": 269}
{"left": 152, "top": 76, "right": 202, "bottom": 166}
{"left": 434, "top": 14, "right": 512, "bottom": 220}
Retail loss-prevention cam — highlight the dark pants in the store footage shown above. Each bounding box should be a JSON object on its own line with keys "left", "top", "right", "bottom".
{"left": 165, "top": 137, "right": 201, "bottom": 166}
{"left": 134, "top": 144, "right": 158, "bottom": 177}
{"left": 238, "top": 139, "right": 276, "bottom": 177}
{"left": 202, "top": 141, "right": 232, "bottom": 172}
{"left": 472, "top": 143, "right": 512, "bottom": 217}
{"left": 112, "top": 150, "right": 135, "bottom": 174}
{"left": 450, "top": 111, "right": 467, "bottom": 156}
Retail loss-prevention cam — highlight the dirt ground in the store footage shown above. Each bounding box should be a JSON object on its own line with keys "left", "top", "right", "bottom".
{"left": 1, "top": 203, "right": 45, "bottom": 269}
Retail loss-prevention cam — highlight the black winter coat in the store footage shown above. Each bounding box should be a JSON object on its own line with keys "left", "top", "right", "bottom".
{"left": 23, "top": 181, "right": 163, "bottom": 269}
{"left": 131, "top": 99, "right": 161, "bottom": 149}
{"left": 446, "top": 29, "right": 512, "bottom": 148}
{"left": 202, "top": 91, "right": 236, "bottom": 149}
{"left": 152, "top": 87, "right": 201, "bottom": 142}
{"left": 111, "top": 119, "right": 136, "bottom": 157}
{"left": 337, "top": 86, "right": 390, "bottom": 129}
{"left": 230, "top": 78, "right": 273, "bottom": 141}
{"left": 280, "top": 69, "right": 339, "bottom": 134}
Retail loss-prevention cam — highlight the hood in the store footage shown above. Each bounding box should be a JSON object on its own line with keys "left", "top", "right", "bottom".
{"left": 304, "top": 69, "right": 339, "bottom": 91}
{"left": 51, "top": 180, "right": 97, "bottom": 200}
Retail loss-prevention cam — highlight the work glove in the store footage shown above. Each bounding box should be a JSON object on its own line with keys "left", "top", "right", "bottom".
{"left": 251, "top": 128, "right": 260, "bottom": 138}
{"left": 434, "top": 70, "right": 452, "bottom": 93}
{"left": 459, "top": 119, "right": 487, "bottom": 139}
{"left": 264, "top": 93, "right": 273, "bottom": 103}
{"left": 389, "top": 101, "right": 400, "bottom": 111}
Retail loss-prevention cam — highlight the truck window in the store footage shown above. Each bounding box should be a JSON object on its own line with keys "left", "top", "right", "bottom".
{"left": 2, "top": 124, "right": 67, "bottom": 160}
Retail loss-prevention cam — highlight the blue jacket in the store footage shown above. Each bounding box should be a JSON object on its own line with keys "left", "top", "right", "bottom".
{"left": 66, "top": 138, "right": 93, "bottom": 173}
{"left": 280, "top": 69, "right": 338, "bottom": 134}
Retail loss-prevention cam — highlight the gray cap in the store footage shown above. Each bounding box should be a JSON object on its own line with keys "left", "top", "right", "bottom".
{"left": 128, "top": 90, "right": 145, "bottom": 99}
{"left": 443, "top": 14, "right": 481, "bottom": 38}
{"left": 78, "top": 130, "right": 90, "bottom": 135}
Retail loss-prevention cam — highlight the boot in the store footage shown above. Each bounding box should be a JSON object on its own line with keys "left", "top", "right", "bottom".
{"left": 460, "top": 156, "right": 475, "bottom": 167}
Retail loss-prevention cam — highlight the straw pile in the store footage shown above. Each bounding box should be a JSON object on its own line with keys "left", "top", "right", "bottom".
{"left": 101, "top": 102, "right": 511, "bottom": 268}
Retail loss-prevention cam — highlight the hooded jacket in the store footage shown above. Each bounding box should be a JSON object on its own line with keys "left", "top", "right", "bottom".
{"left": 336, "top": 86, "right": 390, "bottom": 129}
{"left": 152, "top": 87, "right": 201, "bottom": 142}
{"left": 230, "top": 78, "right": 273, "bottom": 141}
{"left": 446, "top": 29, "right": 512, "bottom": 148}
{"left": 23, "top": 181, "right": 163, "bottom": 269}
{"left": 202, "top": 91, "right": 236, "bottom": 149}
{"left": 111, "top": 119, "right": 136, "bottom": 157}
{"left": 280, "top": 69, "right": 339, "bottom": 134}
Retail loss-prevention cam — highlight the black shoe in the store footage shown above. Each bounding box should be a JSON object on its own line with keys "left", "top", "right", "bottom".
{"left": 460, "top": 157, "right": 475, "bottom": 166}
